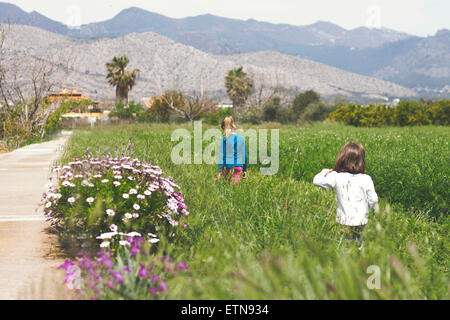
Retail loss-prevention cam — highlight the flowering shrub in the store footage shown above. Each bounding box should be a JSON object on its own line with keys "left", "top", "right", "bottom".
{"left": 42, "top": 153, "right": 189, "bottom": 254}
{"left": 59, "top": 237, "right": 191, "bottom": 300}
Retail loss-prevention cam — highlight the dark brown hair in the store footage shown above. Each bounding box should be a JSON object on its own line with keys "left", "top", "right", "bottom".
{"left": 334, "top": 142, "right": 366, "bottom": 174}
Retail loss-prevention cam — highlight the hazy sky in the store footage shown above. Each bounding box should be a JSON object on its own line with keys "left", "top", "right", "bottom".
{"left": 6, "top": 0, "right": 450, "bottom": 36}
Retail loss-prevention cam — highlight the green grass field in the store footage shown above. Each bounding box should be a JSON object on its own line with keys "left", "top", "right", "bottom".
{"left": 60, "top": 123, "right": 449, "bottom": 299}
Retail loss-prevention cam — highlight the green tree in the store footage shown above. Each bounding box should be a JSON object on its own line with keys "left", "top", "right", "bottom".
{"left": 263, "top": 96, "right": 281, "bottom": 122}
{"left": 225, "top": 67, "right": 254, "bottom": 120}
{"left": 106, "top": 56, "right": 140, "bottom": 104}
{"left": 109, "top": 100, "right": 144, "bottom": 120}
{"left": 292, "top": 90, "right": 321, "bottom": 119}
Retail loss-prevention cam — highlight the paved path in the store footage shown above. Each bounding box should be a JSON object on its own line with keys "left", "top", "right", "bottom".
{"left": 0, "top": 135, "right": 70, "bottom": 299}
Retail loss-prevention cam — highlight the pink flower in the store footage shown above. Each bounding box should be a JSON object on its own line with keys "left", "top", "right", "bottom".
{"left": 109, "top": 224, "right": 118, "bottom": 232}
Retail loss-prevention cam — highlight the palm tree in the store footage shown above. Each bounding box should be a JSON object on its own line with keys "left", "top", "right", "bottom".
{"left": 225, "top": 67, "right": 254, "bottom": 120}
{"left": 106, "top": 56, "right": 140, "bottom": 104}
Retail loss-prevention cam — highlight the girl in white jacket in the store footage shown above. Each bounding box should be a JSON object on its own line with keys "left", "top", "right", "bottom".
{"left": 313, "top": 142, "right": 378, "bottom": 248}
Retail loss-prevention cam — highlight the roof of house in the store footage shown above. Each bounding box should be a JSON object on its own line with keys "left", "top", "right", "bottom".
{"left": 47, "top": 86, "right": 98, "bottom": 104}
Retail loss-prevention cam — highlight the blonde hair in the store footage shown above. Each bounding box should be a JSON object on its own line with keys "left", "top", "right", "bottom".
{"left": 221, "top": 116, "right": 236, "bottom": 138}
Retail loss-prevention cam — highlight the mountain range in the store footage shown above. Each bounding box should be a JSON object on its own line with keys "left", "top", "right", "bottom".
{"left": 2, "top": 25, "right": 416, "bottom": 103}
{"left": 0, "top": 2, "right": 448, "bottom": 99}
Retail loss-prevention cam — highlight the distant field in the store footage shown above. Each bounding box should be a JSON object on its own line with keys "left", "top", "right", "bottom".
{"left": 61, "top": 123, "right": 449, "bottom": 299}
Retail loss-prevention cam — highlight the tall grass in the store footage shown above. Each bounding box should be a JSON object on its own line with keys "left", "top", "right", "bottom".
{"left": 60, "top": 123, "right": 449, "bottom": 299}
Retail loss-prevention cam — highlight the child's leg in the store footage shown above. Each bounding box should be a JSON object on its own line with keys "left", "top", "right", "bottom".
{"left": 222, "top": 168, "right": 231, "bottom": 181}
{"left": 354, "top": 225, "right": 365, "bottom": 247}
{"left": 233, "top": 167, "right": 243, "bottom": 184}
{"left": 349, "top": 225, "right": 365, "bottom": 247}
{"left": 342, "top": 225, "right": 365, "bottom": 246}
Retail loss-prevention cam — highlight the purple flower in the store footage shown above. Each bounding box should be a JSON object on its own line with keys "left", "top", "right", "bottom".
{"left": 107, "top": 278, "right": 115, "bottom": 289}
{"left": 123, "top": 266, "right": 131, "bottom": 273}
{"left": 58, "top": 260, "right": 74, "bottom": 271}
{"left": 97, "top": 252, "right": 114, "bottom": 269}
{"left": 159, "top": 281, "right": 167, "bottom": 292}
{"left": 130, "top": 245, "right": 138, "bottom": 257}
{"left": 110, "top": 270, "right": 124, "bottom": 284}
{"left": 148, "top": 287, "right": 158, "bottom": 296}
{"left": 178, "top": 263, "right": 188, "bottom": 271}
{"left": 138, "top": 264, "right": 147, "bottom": 278}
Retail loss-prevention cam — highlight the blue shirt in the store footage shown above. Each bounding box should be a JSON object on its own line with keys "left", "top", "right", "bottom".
{"left": 218, "top": 134, "right": 248, "bottom": 172}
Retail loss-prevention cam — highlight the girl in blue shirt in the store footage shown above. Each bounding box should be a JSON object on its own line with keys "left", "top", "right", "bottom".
{"left": 217, "top": 116, "right": 248, "bottom": 183}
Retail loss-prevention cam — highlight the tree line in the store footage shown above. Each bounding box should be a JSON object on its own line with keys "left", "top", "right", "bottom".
{"left": 106, "top": 55, "right": 336, "bottom": 125}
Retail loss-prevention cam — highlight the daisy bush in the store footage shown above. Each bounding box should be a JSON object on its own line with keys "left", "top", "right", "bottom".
{"left": 59, "top": 237, "right": 192, "bottom": 300}
{"left": 42, "top": 152, "right": 189, "bottom": 255}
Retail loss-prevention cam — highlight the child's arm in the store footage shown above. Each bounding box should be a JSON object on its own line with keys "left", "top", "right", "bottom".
{"left": 365, "top": 176, "right": 378, "bottom": 209}
{"left": 217, "top": 137, "right": 225, "bottom": 172}
{"left": 217, "top": 138, "right": 225, "bottom": 179}
{"left": 313, "top": 169, "right": 336, "bottom": 189}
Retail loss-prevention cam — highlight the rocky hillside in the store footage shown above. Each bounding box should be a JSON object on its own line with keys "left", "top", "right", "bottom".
{"left": 1, "top": 3, "right": 448, "bottom": 96}
{"left": 2, "top": 25, "right": 416, "bottom": 102}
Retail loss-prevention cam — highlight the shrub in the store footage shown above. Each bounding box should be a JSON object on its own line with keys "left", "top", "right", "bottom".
{"left": 109, "top": 100, "right": 144, "bottom": 121}
{"left": 292, "top": 90, "right": 321, "bottom": 119}
{"left": 262, "top": 97, "right": 281, "bottom": 122}
{"left": 59, "top": 238, "right": 192, "bottom": 300}
{"left": 237, "top": 106, "right": 263, "bottom": 124}
{"left": 328, "top": 100, "right": 449, "bottom": 127}
{"left": 300, "top": 102, "right": 336, "bottom": 122}
{"left": 201, "top": 107, "right": 232, "bottom": 125}
{"left": 42, "top": 147, "right": 189, "bottom": 256}
{"left": 145, "top": 97, "right": 172, "bottom": 123}
{"left": 45, "top": 102, "right": 70, "bottom": 135}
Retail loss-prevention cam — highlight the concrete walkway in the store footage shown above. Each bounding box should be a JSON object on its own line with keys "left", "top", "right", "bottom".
{"left": 0, "top": 135, "right": 70, "bottom": 299}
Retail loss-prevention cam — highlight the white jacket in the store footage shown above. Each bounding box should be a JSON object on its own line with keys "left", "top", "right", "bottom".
{"left": 313, "top": 169, "right": 378, "bottom": 226}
